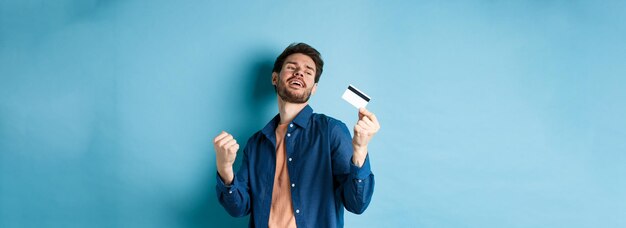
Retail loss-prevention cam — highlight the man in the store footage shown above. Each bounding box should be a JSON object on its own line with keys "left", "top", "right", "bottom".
{"left": 213, "top": 43, "right": 380, "bottom": 227}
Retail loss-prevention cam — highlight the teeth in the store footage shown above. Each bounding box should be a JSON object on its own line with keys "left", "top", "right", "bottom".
{"left": 290, "top": 80, "right": 303, "bottom": 87}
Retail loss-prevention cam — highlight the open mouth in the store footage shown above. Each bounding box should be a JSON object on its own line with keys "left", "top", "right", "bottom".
{"left": 288, "top": 79, "right": 305, "bottom": 88}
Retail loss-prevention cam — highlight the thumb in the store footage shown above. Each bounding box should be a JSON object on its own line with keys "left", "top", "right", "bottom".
{"left": 358, "top": 108, "right": 366, "bottom": 120}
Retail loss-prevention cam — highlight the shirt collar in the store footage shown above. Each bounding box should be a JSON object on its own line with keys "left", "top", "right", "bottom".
{"left": 292, "top": 105, "right": 313, "bottom": 129}
{"left": 261, "top": 105, "right": 313, "bottom": 140}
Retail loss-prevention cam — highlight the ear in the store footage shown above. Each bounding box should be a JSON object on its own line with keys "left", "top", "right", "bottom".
{"left": 311, "top": 83, "right": 318, "bottom": 95}
{"left": 272, "top": 72, "right": 278, "bottom": 86}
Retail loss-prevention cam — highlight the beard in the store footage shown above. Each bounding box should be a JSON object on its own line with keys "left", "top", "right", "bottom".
{"left": 276, "top": 76, "right": 313, "bottom": 104}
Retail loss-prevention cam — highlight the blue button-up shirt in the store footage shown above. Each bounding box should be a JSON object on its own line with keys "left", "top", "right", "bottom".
{"left": 216, "top": 105, "right": 375, "bottom": 228}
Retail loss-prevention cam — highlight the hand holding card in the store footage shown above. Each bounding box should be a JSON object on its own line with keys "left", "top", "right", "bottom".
{"left": 352, "top": 107, "right": 380, "bottom": 167}
{"left": 341, "top": 84, "right": 380, "bottom": 167}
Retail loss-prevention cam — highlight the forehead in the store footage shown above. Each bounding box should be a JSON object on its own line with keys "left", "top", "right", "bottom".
{"left": 284, "top": 53, "right": 316, "bottom": 70}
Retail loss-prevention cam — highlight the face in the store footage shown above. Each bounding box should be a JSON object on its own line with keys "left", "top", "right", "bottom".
{"left": 272, "top": 53, "right": 318, "bottom": 104}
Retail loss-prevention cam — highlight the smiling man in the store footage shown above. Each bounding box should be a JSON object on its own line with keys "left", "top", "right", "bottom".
{"left": 213, "top": 43, "right": 380, "bottom": 227}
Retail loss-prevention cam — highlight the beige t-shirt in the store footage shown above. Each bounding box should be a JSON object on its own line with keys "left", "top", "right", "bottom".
{"left": 268, "top": 123, "right": 297, "bottom": 228}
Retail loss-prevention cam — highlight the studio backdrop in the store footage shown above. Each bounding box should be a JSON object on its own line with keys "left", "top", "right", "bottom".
{"left": 1, "top": 1, "right": 625, "bottom": 227}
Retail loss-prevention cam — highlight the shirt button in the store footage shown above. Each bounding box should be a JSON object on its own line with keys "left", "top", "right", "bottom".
{"left": 295, "top": 209, "right": 300, "bottom": 214}
{"left": 228, "top": 190, "right": 233, "bottom": 194}
{"left": 287, "top": 133, "right": 291, "bottom": 137}
{"left": 290, "top": 123, "right": 293, "bottom": 128}
{"left": 288, "top": 158, "right": 292, "bottom": 162}
{"left": 291, "top": 183, "right": 295, "bottom": 187}
{"left": 358, "top": 179, "right": 362, "bottom": 183}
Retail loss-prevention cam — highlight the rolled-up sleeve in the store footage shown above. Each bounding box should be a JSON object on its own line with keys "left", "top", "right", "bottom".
{"left": 215, "top": 144, "right": 252, "bottom": 217}
{"left": 330, "top": 120, "right": 375, "bottom": 215}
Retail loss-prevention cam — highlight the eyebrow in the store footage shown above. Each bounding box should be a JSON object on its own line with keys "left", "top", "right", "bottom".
{"left": 286, "top": 61, "right": 315, "bottom": 71}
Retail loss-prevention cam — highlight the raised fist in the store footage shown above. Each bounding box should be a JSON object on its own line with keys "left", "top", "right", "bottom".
{"left": 213, "top": 131, "right": 239, "bottom": 184}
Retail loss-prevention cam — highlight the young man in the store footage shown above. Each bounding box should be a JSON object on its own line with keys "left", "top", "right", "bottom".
{"left": 213, "top": 43, "right": 380, "bottom": 227}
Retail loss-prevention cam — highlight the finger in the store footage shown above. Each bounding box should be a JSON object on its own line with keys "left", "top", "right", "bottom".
{"left": 217, "top": 135, "right": 234, "bottom": 148}
{"left": 369, "top": 113, "right": 378, "bottom": 126}
{"left": 360, "top": 121, "right": 377, "bottom": 136}
{"left": 362, "top": 116, "right": 375, "bottom": 128}
{"left": 357, "top": 121, "right": 369, "bottom": 132}
{"left": 213, "top": 131, "right": 229, "bottom": 143}
{"left": 354, "top": 124, "right": 365, "bottom": 136}
{"left": 217, "top": 134, "right": 233, "bottom": 145}
{"left": 230, "top": 144, "right": 240, "bottom": 153}
{"left": 358, "top": 107, "right": 368, "bottom": 120}
{"left": 223, "top": 138, "right": 237, "bottom": 149}
{"left": 359, "top": 107, "right": 373, "bottom": 117}
{"left": 359, "top": 108, "right": 378, "bottom": 123}
{"left": 365, "top": 117, "right": 380, "bottom": 131}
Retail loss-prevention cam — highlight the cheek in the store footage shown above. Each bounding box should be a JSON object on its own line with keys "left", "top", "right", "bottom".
{"left": 280, "top": 72, "right": 291, "bottom": 80}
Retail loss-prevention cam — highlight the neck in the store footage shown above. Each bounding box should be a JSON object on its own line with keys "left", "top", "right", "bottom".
{"left": 277, "top": 97, "right": 308, "bottom": 124}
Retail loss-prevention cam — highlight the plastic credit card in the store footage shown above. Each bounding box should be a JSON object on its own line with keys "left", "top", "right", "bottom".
{"left": 341, "top": 84, "right": 370, "bottom": 108}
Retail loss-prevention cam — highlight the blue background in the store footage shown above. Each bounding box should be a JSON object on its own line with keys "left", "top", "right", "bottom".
{"left": 1, "top": 1, "right": 625, "bottom": 227}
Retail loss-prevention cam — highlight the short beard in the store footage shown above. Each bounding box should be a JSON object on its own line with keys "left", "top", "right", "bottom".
{"left": 276, "top": 78, "right": 313, "bottom": 104}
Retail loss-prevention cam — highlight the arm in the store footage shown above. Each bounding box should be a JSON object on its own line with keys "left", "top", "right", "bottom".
{"left": 214, "top": 131, "right": 251, "bottom": 217}
{"left": 331, "top": 111, "right": 379, "bottom": 214}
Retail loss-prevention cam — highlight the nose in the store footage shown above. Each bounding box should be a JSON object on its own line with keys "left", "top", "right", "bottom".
{"left": 293, "top": 67, "right": 304, "bottom": 77}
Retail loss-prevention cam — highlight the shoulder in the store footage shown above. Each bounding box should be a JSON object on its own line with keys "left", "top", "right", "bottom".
{"left": 240, "top": 130, "right": 266, "bottom": 156}
{"left": 311, "top": 113, "right": 341, "bottom": 124}
{"left": 310, "top": 113, "right": 349, "bottom": 132}
{"left": 247, "top": 130, "right": 264, "bottom": 143}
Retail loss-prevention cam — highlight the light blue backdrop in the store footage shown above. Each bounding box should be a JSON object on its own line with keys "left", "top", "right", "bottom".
{"left": 1, "top": 1, "right": 625, "bottom": 227}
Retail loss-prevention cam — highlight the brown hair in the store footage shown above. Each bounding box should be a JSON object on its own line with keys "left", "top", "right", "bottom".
{"left": 272, "top": 43, "right": 324, "bottom": 83}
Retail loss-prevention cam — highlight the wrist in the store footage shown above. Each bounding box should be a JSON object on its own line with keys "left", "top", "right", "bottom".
{"left": 217, "top": 166, "right": 234, "bottom": 185}
{"left": 217, "top": 162, "right": 233, "bottom": 173}
{"left": 352, "top": 146, "right": 368, "bottom": 168}
{"left": 353, "top": 144, "right": 367, "bottom": 155}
